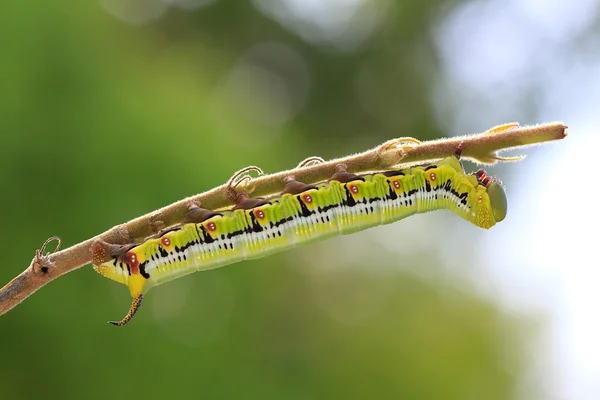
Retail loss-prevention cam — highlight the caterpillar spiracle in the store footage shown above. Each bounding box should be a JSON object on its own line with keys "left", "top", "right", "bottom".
{"left": 92, "top": 147, "right": 507, "bottom": 326}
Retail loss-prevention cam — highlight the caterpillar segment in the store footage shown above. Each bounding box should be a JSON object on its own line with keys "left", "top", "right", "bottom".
{"left": 93, "top": 152, "right": 507, "bottom": 326}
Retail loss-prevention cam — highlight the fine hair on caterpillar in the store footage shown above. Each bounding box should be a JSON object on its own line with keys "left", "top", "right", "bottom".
{"left": 92, "top": 144, "right": 507, "bottom": 326}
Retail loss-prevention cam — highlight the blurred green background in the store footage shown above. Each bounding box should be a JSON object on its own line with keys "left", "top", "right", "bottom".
{"left": 0, "top": 0, "right": 570, "bottom": 399}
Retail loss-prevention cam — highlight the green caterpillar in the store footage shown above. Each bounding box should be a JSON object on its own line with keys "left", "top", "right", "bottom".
{"left": 92, "top": 149, "right": 507, "bottom": 326}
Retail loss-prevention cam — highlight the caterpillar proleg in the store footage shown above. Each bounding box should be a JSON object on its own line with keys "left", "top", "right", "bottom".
{"left": 92, "top": 147, "right": 507, "bottom": 326}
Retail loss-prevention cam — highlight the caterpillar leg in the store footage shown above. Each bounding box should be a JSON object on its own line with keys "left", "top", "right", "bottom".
{"left": 184, "top": 201, "right": 222, "bottom": 224}
{"left": 328, "top": 164, "right": 364, "bottom": 183}
{"left": 281, "top": 175, "right": 316, "bottom": 195}
{"left": 109, "top": 294, "right": 143, "bottom": 327}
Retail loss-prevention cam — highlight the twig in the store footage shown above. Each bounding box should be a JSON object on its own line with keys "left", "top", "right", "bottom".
{"left": 0, "top": 122, "right": 567, "bottom": 317}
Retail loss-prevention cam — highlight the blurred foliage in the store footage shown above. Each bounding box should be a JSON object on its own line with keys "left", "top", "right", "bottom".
{"left": 0, "top": 0, "right": 530, "bottom": 399}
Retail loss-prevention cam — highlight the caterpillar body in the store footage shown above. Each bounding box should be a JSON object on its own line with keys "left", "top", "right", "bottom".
{"left": 92, "top": 150, "right": 507, "bottom": 326}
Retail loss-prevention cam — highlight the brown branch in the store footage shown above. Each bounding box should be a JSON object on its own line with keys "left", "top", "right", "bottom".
{"left": 0, "top": 122, "right": 567, "bottom": 317}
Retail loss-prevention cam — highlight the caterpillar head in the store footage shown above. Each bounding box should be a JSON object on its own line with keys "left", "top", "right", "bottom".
{"left": 471, "top": 170, "right": 507, "bottom": 229}
{"left": 487, "top": 180, "right": 508, "bottom": 223}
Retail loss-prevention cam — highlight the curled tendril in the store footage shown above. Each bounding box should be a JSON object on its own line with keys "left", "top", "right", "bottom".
{"left": 32, "top": 236, "right": 62, "bottom": 275}
{"left": 226, "top": 166, "right": 264, "bottom": 202}
{"left": 36, "top": 236, "right": 62, "bottom": 259}
{"left": 485, "top": 122, "right": 519, "bottom": 134}
{"left": 296, "top": 156, "right": 325, "bottom": 168}
{"left": 378, "top": 137, "right": 422, "bottom": 151}
{"left": 227, "top": 166, "right": 264, "bottom": 189}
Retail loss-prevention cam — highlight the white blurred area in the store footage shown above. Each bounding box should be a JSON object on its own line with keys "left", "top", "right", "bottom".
{"left": 433, "top": 0, "right": 600, "bottom": 399}
{"left": 210, "top": 42, "right": 311, "bottom": 135}
{"left": 252, "top": 0, "right": 390, "bottom": 50}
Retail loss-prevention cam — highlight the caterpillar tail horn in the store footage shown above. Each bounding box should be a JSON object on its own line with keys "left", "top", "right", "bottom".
{"left": 109, "top": 294, "right": 143, "bottom": 327}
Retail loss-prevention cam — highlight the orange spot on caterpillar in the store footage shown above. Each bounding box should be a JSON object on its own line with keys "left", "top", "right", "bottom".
{"left": 206, "top": 222, "right": 217, "bottom": 231}
{"left": 255, "top": 209, "right": 265, "bottom": 219}
{"left": 302, "top": 194, "right": 313, "bottom": 204}
{"left": 125, "top": 251, "right": 139, "bottom": 274}
{"left": 161, "top": 237, "right": 171, "bottom": 247}
{"left": 393, "top": 180, "right": 401, "bottom": 190}
{"left": 477, "top": 195, "right": 483, "bottom": 203}
{"left": 349, "top": 184, "right": 359, "bottom": 194}
{"left": 429, "top": 173, "right": 436, "bottom": 181}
